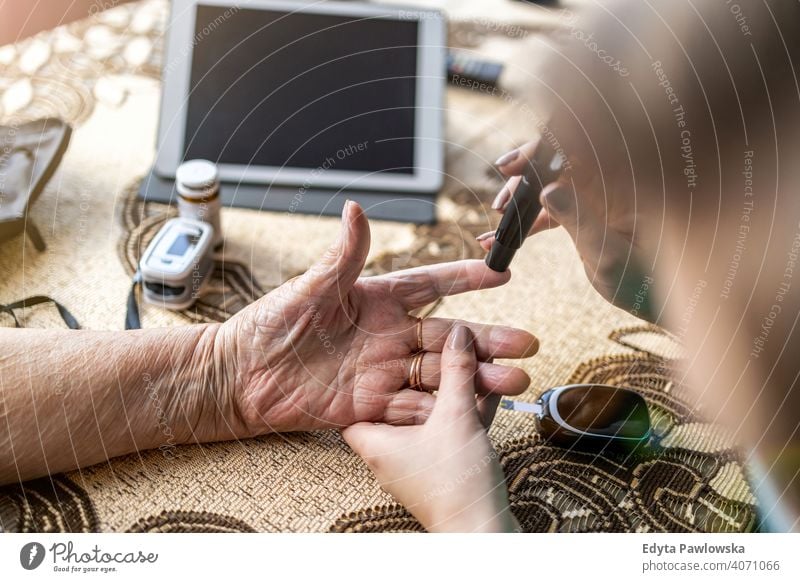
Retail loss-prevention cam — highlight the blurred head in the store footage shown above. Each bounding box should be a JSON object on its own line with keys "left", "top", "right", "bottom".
{"left": 529, "top": 1, "right": 800, "bottom": 523}
{"left": 533, "top": 0, "right": 800, "bottom": 243}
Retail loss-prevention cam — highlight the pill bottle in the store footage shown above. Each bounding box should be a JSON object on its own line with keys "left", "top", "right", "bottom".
{"left": 175, "top": 159, "right": 223, "bottom": 249}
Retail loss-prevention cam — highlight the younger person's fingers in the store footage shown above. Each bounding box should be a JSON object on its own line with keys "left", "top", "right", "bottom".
{"left": 493, "top": 139, "right": 540, "bottom": 177}
{"left": 529, "top": 207, "right": 561, "bottom": 236}
{"left": 476, "top": 207, "right": 559, "bottom": 251}
{"left": 541, "top": 182, "right": 639, "bottom": 299}
{"left": 432, "top": 325, "right": 479, "bottom": 418}
{"left": 477, "top": 393, "right": 502, "bottom": 428}
{"left": 542, "top": 181, "right": 611, "bottom": 268}
{"left": 382, "top": 389, "right": 436, "bottom": 425}
{"left": 491, "top": 176, "right": 521, "bottom": 211}
{"left": 342, "top": 422, "right": 398, "bottom": 461}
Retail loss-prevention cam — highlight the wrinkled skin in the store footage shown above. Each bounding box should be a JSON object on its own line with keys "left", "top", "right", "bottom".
{"left": 214, "top": 201, "right": 539, "bottom": 437}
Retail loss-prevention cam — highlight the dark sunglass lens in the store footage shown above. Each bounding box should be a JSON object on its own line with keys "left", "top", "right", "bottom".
{"left": 555, "top": 385, "right": 650, "bottom": 439}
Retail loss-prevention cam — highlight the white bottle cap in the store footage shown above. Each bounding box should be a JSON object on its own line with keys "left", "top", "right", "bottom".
{"left": 176, "top": 159, "right": 219, "bottom": 199}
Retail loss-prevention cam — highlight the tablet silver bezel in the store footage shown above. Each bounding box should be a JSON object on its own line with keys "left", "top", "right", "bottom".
{"left": 155, "top": 0, "right": 445, "bottom": 193}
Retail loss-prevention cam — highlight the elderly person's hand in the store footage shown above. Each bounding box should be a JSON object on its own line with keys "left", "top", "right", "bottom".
{"left": 344, "top": 325, "right": 518, "bottom": 532}
{"left": 0, "top": 201, "right": 538, "bottom": 484}
{"left": 209, "top": 201, "right": 538, "bottom": 438}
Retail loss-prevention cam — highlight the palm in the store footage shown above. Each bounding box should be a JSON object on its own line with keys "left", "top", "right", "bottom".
{"left": 246, "top": 283, "right": 417, "bottom": 431}
{"left": 219, "top": 202, "right": 538, "bottom": 436}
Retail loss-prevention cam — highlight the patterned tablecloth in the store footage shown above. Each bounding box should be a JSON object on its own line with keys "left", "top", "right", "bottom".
{"left": 0, "top": 0, "right": 757, "bottom": 532}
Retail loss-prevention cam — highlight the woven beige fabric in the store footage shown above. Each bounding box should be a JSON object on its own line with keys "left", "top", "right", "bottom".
{"left": 0, "top": 0, "right": 757, "bottom": 533}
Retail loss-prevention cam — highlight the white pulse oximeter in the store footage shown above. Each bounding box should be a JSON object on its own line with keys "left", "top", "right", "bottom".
{"left": 139, "top": 217, "right": 214, "bottom": 310}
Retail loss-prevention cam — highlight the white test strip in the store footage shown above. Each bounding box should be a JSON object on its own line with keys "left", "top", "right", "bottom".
{"left": 499, "top": 399, "right": 542, "bottom": 415}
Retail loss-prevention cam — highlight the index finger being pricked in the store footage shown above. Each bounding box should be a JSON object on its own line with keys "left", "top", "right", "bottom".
{"left": 372, "top": 260, "right": 511, "bottom": 311}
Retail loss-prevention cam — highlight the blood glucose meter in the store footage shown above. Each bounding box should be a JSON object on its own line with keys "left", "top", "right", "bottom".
{"left": 139, "top": 217, "right": 214, "bottom": 310}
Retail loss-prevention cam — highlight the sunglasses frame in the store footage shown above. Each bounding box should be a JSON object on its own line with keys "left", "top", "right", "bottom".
{"left": 534, "top": 384, "right": 653, "bottom": 452}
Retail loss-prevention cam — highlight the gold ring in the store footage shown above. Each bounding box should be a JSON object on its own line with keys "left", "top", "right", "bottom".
{"left": 415, "top": 316, "right": 424, "bottom": 353}
{"left": 408, "top": 351, "right": 425, "bottom": 391}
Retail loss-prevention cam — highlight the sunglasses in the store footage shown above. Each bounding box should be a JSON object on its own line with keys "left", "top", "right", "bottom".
{"left": 500, "top": 384, "right": 652, "bottom": 453}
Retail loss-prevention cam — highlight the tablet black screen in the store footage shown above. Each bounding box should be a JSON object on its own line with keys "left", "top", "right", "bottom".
{"left": 183, "top": 5, "right": 419, "bottom": 175}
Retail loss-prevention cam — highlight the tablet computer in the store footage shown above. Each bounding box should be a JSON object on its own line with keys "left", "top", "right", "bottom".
{"left": 154, "top": 0, "right": 446, "bottom": 194}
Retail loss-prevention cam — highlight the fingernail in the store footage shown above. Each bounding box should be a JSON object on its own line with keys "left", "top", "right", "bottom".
{"left": 491, "top": 186, "right": 512, "bottom": 210}
{"left": 494, "top": 149, "right": 520, "bottom": 167}
{"left": 543, "top": 186, "right": 571, "bottom": 214}
{"left": 342, "top": 199, "right": 352, "bottom": 219}
{"left": 475, "top": 231, "right": 494, "bottom": 242}
{"left": 448, "top": 325, "right": 474, "bottom": 351}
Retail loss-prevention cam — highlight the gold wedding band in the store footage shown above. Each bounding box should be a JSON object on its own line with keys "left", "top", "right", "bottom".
{"left": 415, "top": 316, "right": 424, "bottom": 353}
{"left": 408, "top": 351, "right": 425, "bottom": 391}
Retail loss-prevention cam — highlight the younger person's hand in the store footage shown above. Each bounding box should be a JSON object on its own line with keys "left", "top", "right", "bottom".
{"left": 481, "top": 140, "right": 657, "bottom": 322}
{"left": 343, "top": 325, "right": 518, "bottom": 533}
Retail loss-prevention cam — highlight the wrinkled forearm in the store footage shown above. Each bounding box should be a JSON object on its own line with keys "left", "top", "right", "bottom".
{"left": 0, "top": 323, "right": 225, "bottom": 484}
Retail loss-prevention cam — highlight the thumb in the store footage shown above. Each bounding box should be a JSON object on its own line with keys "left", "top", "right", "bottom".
{"left": 541, "top": 182, "right": 606, "bottom": 264}
{"left": 342, "top": 422, "right": 397, "bottom": 461}
{"left": 301, "top": 200, "right": 371, "bottom": 302}
{"left": 541, "top": 182, "right": 579, "bottom": 232}
{"left": 431, "top": 325, "right": 480, "bottom": 422}
{"left": 543, "top": 182, "right": 635, "bottom": 294}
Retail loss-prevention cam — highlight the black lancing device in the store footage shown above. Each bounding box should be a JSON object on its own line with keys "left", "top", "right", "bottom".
{"left": 485, "top": 143, "right": 564, "bottom": 272}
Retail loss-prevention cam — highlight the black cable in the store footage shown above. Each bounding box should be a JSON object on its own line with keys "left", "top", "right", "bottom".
{"left": 0, "top": 295, "right": 80, "bottom": 329}
{"left": 125, "top": 271, "right": 142, "bottom": 330}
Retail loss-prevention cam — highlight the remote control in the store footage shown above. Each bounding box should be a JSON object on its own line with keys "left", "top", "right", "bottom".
{"left": 447, "top": 51, "right": 504, "bottom": 88}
